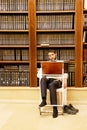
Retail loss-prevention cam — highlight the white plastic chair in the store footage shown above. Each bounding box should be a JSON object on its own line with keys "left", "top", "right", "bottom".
{"left": 38, "top": 61, "right": 68, "bottom": 115}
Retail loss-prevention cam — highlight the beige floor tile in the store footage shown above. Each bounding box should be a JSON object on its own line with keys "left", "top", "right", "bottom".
{"left": 0, "top": 103, "right": 86, "bottom": 130}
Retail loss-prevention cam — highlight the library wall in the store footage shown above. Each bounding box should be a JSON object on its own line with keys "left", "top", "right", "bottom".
{"left": 0, "top": 0, "right": 84, "bottom": 87}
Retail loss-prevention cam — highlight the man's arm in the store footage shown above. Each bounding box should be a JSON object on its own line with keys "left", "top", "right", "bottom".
{"left": 37, "top": 68, "right": 42, "bottom": 79}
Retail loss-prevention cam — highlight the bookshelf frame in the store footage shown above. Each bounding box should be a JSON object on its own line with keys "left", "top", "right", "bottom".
{"left": 29, "top": 0, "right": 37, "bottom": 87}
{"left": 75, "top": 0, "right": 83, "bottom": 87}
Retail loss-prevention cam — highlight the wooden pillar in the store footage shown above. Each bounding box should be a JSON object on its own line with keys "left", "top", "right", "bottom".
{"left": 28, "top": 0, "right": 37, "bottom": 87}
{"left": 75, "top": 0, "right": 83, "bottom": 87}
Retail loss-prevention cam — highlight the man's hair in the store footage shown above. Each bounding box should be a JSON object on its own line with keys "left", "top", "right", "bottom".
{"left": 48, "top": 49, "right": 57, "bottom": 54}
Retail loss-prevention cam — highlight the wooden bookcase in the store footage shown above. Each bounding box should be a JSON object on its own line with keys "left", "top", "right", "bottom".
{"left": 0, "top": 0, "right": 30, "bottom": 87}
{"left": 0, "top": 0, "right": 84, "bottom": 87}
{"left": 35, "top": 0, "right": 83, "bottom": 87}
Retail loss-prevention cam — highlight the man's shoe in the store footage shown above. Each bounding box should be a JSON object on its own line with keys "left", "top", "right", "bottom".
{"left": 39, "top": 101, "right": 47, "bottom": 107}
{"left": 53, "top": 108, "right": 58, "bottom": 118}
{"left": 63, "top": 105, "right": 77, "bottom": 115}
{"left": 68, "top": 104, "right": 79, "bottom": 113}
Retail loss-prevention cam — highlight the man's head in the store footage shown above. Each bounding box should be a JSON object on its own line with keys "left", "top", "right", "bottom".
{"left": 48, "top": 50, "right": 57, "bottom": 61}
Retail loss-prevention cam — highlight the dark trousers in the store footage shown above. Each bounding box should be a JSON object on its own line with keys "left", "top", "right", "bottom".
{"left": 40, "top": 76, "right": 62, "bottom": 105}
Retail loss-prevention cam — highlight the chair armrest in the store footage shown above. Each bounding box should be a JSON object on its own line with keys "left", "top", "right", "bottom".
{"left": 63, "top": 73, "right": 68, "bottom": 88}
{"left": 64, "top": 78, "right": 67, "bottom": 88}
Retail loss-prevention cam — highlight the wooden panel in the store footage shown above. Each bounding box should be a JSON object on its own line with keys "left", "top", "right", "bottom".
{"left": 75, "top": 0, "right": 83, "bottom": 87}
{"left": 29, "top": 0, "right": 37, "bottom": 87}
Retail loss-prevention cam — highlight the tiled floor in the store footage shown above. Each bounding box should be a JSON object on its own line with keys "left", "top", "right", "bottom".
{"left": 0, "top": 102, "right": 87, "bottom": 130}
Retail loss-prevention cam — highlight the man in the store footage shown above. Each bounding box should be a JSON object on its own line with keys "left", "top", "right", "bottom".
{"left": 37, "top": 50, "right": 62, "bottom": 118}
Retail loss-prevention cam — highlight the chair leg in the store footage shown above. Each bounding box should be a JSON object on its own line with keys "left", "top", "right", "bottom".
{"left": 62, "top": 107, "right": 64, "bottom": 115}
{"left": 39, "top": 107, "right": 42, "bottom": 115}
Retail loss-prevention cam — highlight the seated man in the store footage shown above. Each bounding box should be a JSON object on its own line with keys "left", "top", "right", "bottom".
{"left": 37, "top": 50, "right": 79, "bottom": 118}
{"left": 37, "top": 50, "right": 63, "bottom": 118}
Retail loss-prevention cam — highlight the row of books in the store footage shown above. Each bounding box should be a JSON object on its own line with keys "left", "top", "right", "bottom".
{"left": 68, "top": 63, "right": 75, "bottom": 72}
{"left": 37, "top": 33, "right": 75, "bottom": 45}
{"left": 83, "top": 31, "right": 87, "bottom": 43}
{"left": 0, "top": 71, "right": 29, "bottom": 86}
{"left": 36, "top": 14, "right": 74, "bottom": 30}
{"left": 0, "top": 49, "right": 29, "bottom": 61}
{"left": 0, "top": 33, "right": 75, "bottom": 46}
{"left": 83, "top": 47, "right": 87, "bottom": 62}
{"left": 0, "top": 65, "right": 29, "bottom": 72}
{"left": 0, "top": 65, "right": 29, "bottom": 86}
{"left": 37, "top": 49, "right": 75, "bottom": 61}
{"left": 68, "top": 72, "right": 75, "bottom": 86}
{"left": 66, "top": 63, "right": 75, "bottom": 86}
{"left": 84, "top": 14, "right": 87, "bottom": 27}
{"left": 83, "top": 63, "right": 87, "bottom": 74}
{"left": 0, "top": 71, "right": 74, "bottom": 86}
{"left": 0, "top": 0, "right": 28, "bottom": 11}
{"left": 83, "top": 74, "right": 87, "bottom": 87}
{"left": 36, "top": 0, "right": 75, "bottom": 11}
{"left": 0, "top": 33, "right": 29, "bottom": 45}
{"left": 0, "top": 15, "right": 28, "bottom": 30}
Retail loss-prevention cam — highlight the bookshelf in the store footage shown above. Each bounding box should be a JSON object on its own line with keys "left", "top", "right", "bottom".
{"left": 36, "top": 0, "right": 76, "bottom": 87}
{"left": 35, "top": 0, "right": 84, "bottom": 87}
{"left": 0, "top": 0, "right": 84, "bottom": 87}
{"left": 0, "top": 0, "right": 30, "bottom": 86}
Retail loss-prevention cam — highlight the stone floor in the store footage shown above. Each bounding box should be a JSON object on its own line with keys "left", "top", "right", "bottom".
{"left": 0, "top": 102, "right": 87, "bottom": 130}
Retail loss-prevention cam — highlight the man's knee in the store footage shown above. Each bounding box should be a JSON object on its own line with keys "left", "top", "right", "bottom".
{"left": 49, "top": 80, "right": 62, "bottom": 88}
{"left": 41, "top": 76, "right": 47, "bottom": 81}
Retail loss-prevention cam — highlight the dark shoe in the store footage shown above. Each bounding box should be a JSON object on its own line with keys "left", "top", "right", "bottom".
{"left": 53, "top": 107, "right": 58, "bottom": 118}
{"left": 63, "top": 105, "right": 77, "bottom": 115}
{"left": 68, "top": 104, "right": 79, "bottom": 113}
{"left": 39, "top": 101, "right": 47, "bottom": 107}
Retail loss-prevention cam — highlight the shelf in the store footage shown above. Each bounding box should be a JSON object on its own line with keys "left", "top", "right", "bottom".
{"left": 0, "top": 45, "right": 29, "bottom": 48}
{"left": 0, "top": 30, "right": 29, "bottom": 32}
{"left": 37, "top": 60, "right": 75, "bottom": 63}
{"left": 36, "top": 10, "right": 75, "bottom": 14}
{"left": 36, "top": 30, "right": 75, "bottom": 32}
{"left": 0, "top": 11, "right": 28, "bottom": 14}
{"left": 0, "top": 61, "right": 29, "bottom": 64}
{"left": 37, "top": 45, "right": 75, "bottom": 48}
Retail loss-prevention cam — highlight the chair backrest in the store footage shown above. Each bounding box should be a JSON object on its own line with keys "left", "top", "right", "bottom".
{"left": 41, "top": 61, "right": 64, "bottom": 75}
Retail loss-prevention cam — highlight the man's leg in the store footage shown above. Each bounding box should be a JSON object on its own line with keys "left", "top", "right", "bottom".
{"left": 48, "top": 80, "right": 57, "bottom": 105}
{"left": 48, "top": 80, "right": 58, "bottom": 118}
{"left": 39, "top": 76, "right": 47, "bottom": 107}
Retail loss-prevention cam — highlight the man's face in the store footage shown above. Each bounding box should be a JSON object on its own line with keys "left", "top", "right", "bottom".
{"left": 48, "top": 52, "right": 56, "bottom": 61}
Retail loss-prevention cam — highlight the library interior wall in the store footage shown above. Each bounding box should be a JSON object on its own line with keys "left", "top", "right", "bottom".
{"left": 0, "top": 0, "right": 85, "bottom": 88}
{"left": 0, "top": 0, "right": 87, "bottom": 104}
